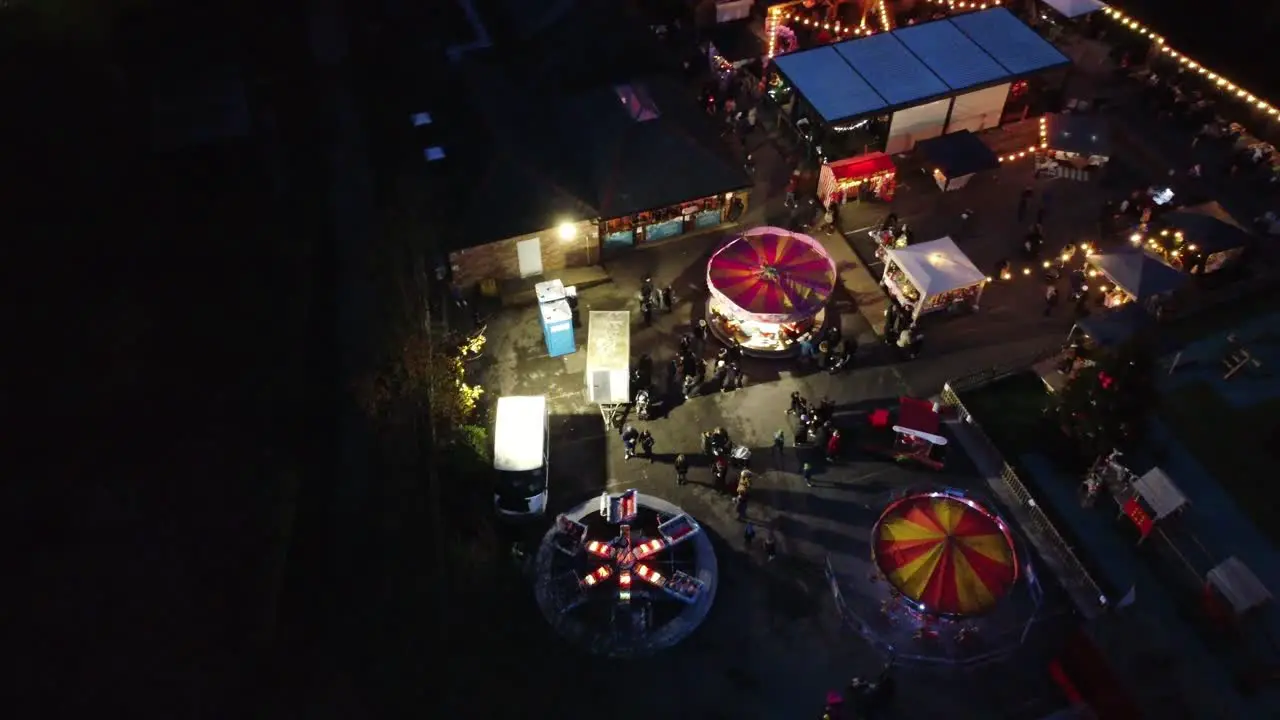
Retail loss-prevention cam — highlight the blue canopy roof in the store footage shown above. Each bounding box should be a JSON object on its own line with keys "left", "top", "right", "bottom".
{"left": 892, "top": 21, "right": 1008, "bottom": 91}
{"left": 1088, "top": 250, "right": 1187, "bottom": 301}
{"left": 773, "top": 46, "right": 888, "bottom": 123}
{"left": 773, "top": 10, "right": 1068, "bottom": 123}
{"left": 915, "top": 130, "right": 999, "bottom": 177}
{"left": 834, "top": 34, "right": 948, "bottom": 107}
{"left": 950, "top": 8, "right": 1071, "bottom": 76}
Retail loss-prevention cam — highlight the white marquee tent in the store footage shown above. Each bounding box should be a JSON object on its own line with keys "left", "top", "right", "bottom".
{"left": 1041, "top": 0, "right": 1105, "bottom": 19}
{"left": 1207, "top": 556, "right": 1272, "bottom": 615}
{"left": 1133, "top": 467, "right": 1188, "bottom": 520}
{"left": 883, "top": 237, "right": 987, "bottom": 320}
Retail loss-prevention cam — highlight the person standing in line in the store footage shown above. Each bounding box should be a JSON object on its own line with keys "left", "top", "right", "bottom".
{"left": 764, "top": 530, "right": 777, "bottom": 561}
{"left": 785, "top": 170, "right": 800, "bottom": 208}
{"left": 674, "top": 453, "right": 689, "bottom": 485}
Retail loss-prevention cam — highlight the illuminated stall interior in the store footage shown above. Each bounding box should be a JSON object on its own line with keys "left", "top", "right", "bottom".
{"left": 1040, "top": 112, "right": 1111, "bottom": 168}
{"left": 706, "top": 226, "right": 837, "bottom": 356}
{"left": 817, "top": 152, "right": 897, "bottom": 206}
{"left": 914, "top": 130, "right": 1000, "bottom": 191}
{"left": 1131, "top": 202, "right": 1253, "bottom": 275}
{"left": 1085, "top": 249, "right": 1187, "bottom": 309}
{"left": 882, "top": 237, "right": 987, "bottom": 321}
{"left": 765, "top": 8, "right": 1069, "bottom": 161}
{"left": 569, "top": 79, "right": 750, "bottom": 252}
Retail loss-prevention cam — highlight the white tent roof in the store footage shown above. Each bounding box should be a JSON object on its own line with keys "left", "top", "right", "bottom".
{"left": 1041, "top": 0, "right": 1104, "bottom": 18}
{"left": 1207, "top": 556, "right": 1272, "bottom": 615}
{"left": 885, "top": 237, "right": 986, "bottom": 298}
{"left": 1133, "top": 467, "right": 1188, "bottom": 519}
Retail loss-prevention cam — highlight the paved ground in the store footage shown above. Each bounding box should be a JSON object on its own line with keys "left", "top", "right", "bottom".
{"left": 457, "top": 21, "right": 1280, "bottom": 720}
{"left": 476, "top": 268, "right": 1076, "bottom": 718}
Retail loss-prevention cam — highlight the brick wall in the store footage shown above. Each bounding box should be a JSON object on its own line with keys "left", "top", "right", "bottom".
{"left": 449, "top": 220, "right": 600, "bottom": 290}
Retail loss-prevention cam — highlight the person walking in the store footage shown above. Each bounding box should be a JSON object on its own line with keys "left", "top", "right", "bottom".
{"left": 826, "top": 429, "right": 842, "bottom": 463}
{"left": 907, "top": 327, "right": 925, "bottom": 359}
{"left": 692, "top": 319, "right": 708, "bottom": 354}
{"left": 674, "top": 453, "right": 689, "bottom": 485}
{"left": 1044, "top": 284, "right": 1059, "bottom": 316}
{"left": 764, "top": 530, "right": 777, "bottom": 561}
{"left": 798, "top": 333, "right": 817, "bottom": 363}
{"left": 639, "top": 429, "right": 655, "bottom": 461}
{"left": 785, "top": 170, "right": 800, "bottom": 208}
{"left": 621, "top": 425, "right": 639, "bottom": 460}
{"left": 735, "top": 469, "right": 752, "bottom": 504}
{"left": 1017, "top": 185, "right": 1033, "bottom": 222}
{"left": 736, "top": 491, "right": 750, "bottom": 521}
{"left": 772, "top": 429, "right": 786, "bottom": 467}
{"left": 803, "top": 461, "right": 815, "bottom": 488}
{"left": 744, "top": 522, "right": 756, "bottom": 547}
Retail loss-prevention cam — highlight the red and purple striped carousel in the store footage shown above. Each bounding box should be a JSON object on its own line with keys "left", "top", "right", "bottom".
{"left": 705, "top": 226, "right": 837, "bottom": 357}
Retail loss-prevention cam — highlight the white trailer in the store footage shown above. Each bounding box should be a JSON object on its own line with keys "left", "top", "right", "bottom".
{"left": 586, "top": 311, "right": 631, "bottom": 428}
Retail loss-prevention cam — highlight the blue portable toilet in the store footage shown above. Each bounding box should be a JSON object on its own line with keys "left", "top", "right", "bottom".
{"left": 540, "top": 298, "right": 576, "bottom": 357}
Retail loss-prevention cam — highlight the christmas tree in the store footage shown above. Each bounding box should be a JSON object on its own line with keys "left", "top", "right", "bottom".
{"left": 1053, "top": 340, "right": 1157, "bottom": 461}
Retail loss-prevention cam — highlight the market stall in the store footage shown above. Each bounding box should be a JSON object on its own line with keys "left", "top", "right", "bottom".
{"left": 1206, "top": 557, "right": 1272, "bottom": 616}
{"left": 1138, "top": 203, "right": 1253, "bottom": 275}
{"left": 818, "top": 152, "right": 897, "bottom": 207}
{"left": 915, "top": 130, "right": 1000, "bottom": 192}
{"left": 1069, "top": 304, "right": 1154, "bottom": 349}
{"left": 1086, "top": 249, "right": 1187, "bottom": 309}
{"left": 706, "top": 226, "right": 837, "bottom": 356}
{"left": 1040, "top": 112, "right": 1111, "bottom": 169}
{"left": 882, "top": 237, "right": 987, "bottom": 321}
{"left": 873, "top": 491, "right": 1019, "bottom": 616}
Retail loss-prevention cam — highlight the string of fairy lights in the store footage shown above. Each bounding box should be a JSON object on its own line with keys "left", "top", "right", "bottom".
{"left": 1098, "top": 5, "right": 1278, "bottom": 119}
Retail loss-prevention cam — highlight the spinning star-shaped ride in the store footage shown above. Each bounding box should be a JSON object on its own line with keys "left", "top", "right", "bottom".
{"left": 552, "top": 490, "right": 707, "bottom": 605}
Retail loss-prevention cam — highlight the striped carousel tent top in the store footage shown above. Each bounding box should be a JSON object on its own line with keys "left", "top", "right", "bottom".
{"left": 873, "top": 492, "right": 1019, "bottom": 616}
{"left": 706, "top": 226, "right": 837, "bottom": 324}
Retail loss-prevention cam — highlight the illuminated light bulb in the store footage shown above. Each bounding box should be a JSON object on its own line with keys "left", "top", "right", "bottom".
{"left": 1079, "top": 243, "right": 1090, "bottom": 251}
{"left": 1088, "top": 269, "right": 1098, "bottom": 277}
{"left": 1130, "top": 233, "right": 1142, "bottom": 243}
{"left": 1022, "top": 268, "right": 1031, "bottom": 276}
{"left": 1081, "top": 285, "right": 1089, "bottom": 292}
{"left": 1160, "top": 230, "right": 1168, "bottom": 236}
{"left": 1099, "top": 285, "right": 1109, "bottom": 293}
{"left": 1207, "top": 72, "right": 1218, "bottom": 80}
{"left": 1042, "top": 261, "right": 1051, "bottom": 268}
{"left": 1000, "top": 270, "right": 1013, "bottom": 280}
{"left": 1188, "top": 244, "right": 1197, "bottom": 251}
{"left": 1061, "top": 254, "right": 1072, "bottom": 263}
{"left": 1027, "top": 145, "right": 1036, "bottom": 152}
{"left": 985, "top": 276, "right": 993, "bottom": 283}
{"left": 1257, "top": 100, "right": 1268, "bottom": 109}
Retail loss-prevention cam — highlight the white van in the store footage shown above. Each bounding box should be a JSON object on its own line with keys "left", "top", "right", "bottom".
{"left": 493, "top": 395, "right": 550, "bottom": 516}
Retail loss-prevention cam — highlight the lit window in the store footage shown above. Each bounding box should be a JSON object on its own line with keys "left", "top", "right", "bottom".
{"left": 424, "top": 146, "right": 446, "bottom": 161}
{"left": 613, "top": 84, "right": 660, "bottom": 122}
{"left": 411, "top": 112, "right": 433, "bottom": 127}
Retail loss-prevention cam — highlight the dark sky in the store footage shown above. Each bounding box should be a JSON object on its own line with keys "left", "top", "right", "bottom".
{"left": 1108, "top": 0, "right": 1280, "bottom": 102}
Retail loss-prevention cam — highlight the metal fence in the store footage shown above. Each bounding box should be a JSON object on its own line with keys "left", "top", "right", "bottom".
{"left": 939, "top": 381, "right": 1110, "bottom": 620}
{"left": 824, "top": 554, "right": 1050, "bottom": 668}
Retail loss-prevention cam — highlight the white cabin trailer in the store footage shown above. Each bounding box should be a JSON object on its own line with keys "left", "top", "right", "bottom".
{"left": 585, "top": 311, "right": 630, "bottom": 404}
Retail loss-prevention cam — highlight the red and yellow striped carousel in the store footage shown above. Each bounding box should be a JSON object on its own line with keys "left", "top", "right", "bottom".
{"left": 705, "top": 226, "right": 837, "bottom": 357}
{"left": 872, "top": 492, "right": 1019, "bottom": 616}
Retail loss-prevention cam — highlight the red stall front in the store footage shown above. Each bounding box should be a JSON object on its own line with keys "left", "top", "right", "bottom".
{"left": 818, "top": 152, "right": 897, "bottom": 206}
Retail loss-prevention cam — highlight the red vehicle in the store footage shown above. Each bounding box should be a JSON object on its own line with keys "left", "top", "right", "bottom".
{"left": 861, "top": 397, "right": 948, "bottom": 470}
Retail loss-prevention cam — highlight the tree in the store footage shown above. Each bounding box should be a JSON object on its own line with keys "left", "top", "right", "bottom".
{"left": 1053, "top": 340, "right": 1157, "bottom": 461}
